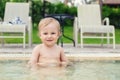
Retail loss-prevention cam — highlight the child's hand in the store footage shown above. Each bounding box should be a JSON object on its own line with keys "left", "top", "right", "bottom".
{"left": 60, "top": 62, "right": 68, "bottom": 67}
{"left": 37, "top": 63, "right": 48, "bottom": 67}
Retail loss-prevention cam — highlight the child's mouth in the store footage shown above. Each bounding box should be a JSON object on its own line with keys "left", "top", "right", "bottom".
{"left": 47, "top": 40, "right": 53, "bottom": 41}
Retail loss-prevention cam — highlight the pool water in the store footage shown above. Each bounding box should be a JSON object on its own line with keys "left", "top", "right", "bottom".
{"left": 0, "top": 60, "right": 120, "bottom": 80}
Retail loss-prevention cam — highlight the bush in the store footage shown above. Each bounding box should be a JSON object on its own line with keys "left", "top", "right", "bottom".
{"left": 102, "top": 5, "right": 120, "bottom": 28}
{"left": 32, "top": 2, "right": 77, "bottom": 28}
{"left": 32, "top": 0, "right": 43, "bottom": 27}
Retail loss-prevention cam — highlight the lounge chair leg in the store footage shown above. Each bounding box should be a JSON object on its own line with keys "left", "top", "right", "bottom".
{"left": 107, "top": 33, "right": 110, "bottom": 48}
{"left": 101, "top": 33, "right": 104, "bottom": 47}
{"left": 73, "top": 17, "right": 78, "bottom": 48}
{"left": 113, "top": 32, "right": 115, "bottom": 49}
{"left": 0, "top": 33, "right": 5, "bottom": 47}
{"left": 23, "top": 29, "right": 26, "bottom": 48}
{"left": 80, "top": 33, "right": 83, "bottom": 48}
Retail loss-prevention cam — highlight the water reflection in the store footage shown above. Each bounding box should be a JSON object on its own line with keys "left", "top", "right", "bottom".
{"left": 30, "top": 66, "right": 67, "bottom": 80}
{"left": 0, "top": 60, "right": 120, "bottom": 80}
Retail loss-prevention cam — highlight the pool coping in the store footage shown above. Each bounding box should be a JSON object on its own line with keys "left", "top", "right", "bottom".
{"left": 0, "top": 53, "right": 120, "bottom": 60}
{"left": 0, "top": 44, "right": 120, "bottom": 60}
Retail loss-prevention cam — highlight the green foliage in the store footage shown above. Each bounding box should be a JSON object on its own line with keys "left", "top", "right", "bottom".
{"left": 102, "top": 5, "right": 120, "bottom": 28}
{"left": 0, "top": 0, "right": 7, "bottom": 19}
{"left": 68, "top": 6, "right": 77, "bottom": 16}
{"left": 43, "top": 1, "right": 56, "bottom": 14}
{"left": 32, "top": 0, "right": 43, "bottom": 26}
{"left": 31, "top": 1, "right": 77, "bottom": 28}
{"left": 54, "top": 3, "right": 77, "bottom": 16}
{"left": 55, "top": 3, "right": 69, "bottom": 14}
{"left": 52, "top": 3, "right": 77, "bottom": 26}
{"left": 10, "top": 0, "right": 26, "bottom": 2}
{"left": 102, "top": 5, "right": 112, "bottom": 17}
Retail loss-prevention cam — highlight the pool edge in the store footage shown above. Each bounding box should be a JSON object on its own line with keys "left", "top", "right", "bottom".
{"left": 0, "top": 53, "right": 120, "bottom": 60}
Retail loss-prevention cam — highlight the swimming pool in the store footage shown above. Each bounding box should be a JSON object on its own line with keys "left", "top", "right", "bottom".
{"left": 0, "top": 58, "right": 120, "bottom": 80}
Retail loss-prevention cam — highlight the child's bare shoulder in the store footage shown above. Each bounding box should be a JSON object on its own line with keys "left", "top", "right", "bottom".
{"left": 57, "top": 45, "right": 64, "bottom": 51}
{"left": 33, "top": 44, "right": 42, "bottom": 51}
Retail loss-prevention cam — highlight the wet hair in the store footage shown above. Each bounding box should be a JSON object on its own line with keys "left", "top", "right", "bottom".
{"left": 38, "top": 17, "right": 61, "bottom": 32}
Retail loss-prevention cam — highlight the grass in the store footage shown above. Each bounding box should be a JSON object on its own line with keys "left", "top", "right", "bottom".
{"left": 1, "top": 26, "right": 120, "bottom": 44}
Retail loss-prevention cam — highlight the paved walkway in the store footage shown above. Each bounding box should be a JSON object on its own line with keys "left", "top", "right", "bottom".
{"left": 0, "top": 44, "right": 120, "bottom": 60}
{"left": 0, "top": 44, "right": 120, "bottom": 53}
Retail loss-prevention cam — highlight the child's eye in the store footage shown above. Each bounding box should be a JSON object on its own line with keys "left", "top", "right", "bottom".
{"left": 51, "top": 32, "right": 56, "bottom": 34}
{"left": 43, "top": 33, "right": 48, "bottom": 35}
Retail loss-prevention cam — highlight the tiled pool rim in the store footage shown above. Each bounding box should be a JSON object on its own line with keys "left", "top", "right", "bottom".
{"left": 0, "top": 53, "right": 120, "bottom": 60}
{"left": 1, "top": 44, "right": 120, "bottom": 60}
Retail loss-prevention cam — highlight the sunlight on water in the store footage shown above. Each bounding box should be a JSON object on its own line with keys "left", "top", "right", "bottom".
{"left": 0, "top": 60, "right": 120, "bottom": 80}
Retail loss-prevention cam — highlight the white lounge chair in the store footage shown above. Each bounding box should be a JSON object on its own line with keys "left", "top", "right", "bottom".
{"left": 0, "top": 2, "right": 32, "bottom": 48}
{"left": 74, "top": 4, "right": 115, "bottom": 48}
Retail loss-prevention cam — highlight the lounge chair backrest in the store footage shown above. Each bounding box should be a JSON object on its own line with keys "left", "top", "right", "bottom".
{"left": 4, "top": 2, "right": 29, "bottom": 25}
{"left": 78, "top": 4, "right": 102, "bottom": 26}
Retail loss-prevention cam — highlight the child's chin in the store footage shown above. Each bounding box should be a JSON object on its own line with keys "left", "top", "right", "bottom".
{"left": 46, "top": 44, "right": 54, "bottom": 47}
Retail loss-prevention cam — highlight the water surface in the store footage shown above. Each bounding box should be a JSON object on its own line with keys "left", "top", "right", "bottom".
{"left": 0, "top": 60, "right": 120, "bottom": 80}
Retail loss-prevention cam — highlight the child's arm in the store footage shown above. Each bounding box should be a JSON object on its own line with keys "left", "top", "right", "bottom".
{"left": 28, "top": 45, "right": 40, "bottom": 69}
{"left": 60, "top": 48, "right": 68, "bottom": 66}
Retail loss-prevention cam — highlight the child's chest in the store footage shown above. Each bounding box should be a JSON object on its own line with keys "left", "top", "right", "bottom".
{"left": 40, "top": 48, "right": 60, "bottom": 58}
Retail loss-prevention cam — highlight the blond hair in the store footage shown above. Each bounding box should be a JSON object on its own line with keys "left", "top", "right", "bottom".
{"left": 38, "top": 17, "right": 61, "bottom": 32}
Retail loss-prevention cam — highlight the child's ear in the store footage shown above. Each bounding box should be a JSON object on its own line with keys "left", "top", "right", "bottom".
{"left": 38, "top": 32, "right": 41, "bottom": 38}
{"left": 58, "top": 31, "right": 62, "bottom": 37}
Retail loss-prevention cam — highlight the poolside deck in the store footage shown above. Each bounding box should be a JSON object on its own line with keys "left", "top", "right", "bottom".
{"left": 0, "top": 44, "right": 120, "bottom": 60}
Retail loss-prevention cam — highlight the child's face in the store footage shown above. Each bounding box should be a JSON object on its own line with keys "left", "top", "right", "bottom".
{"left": 39, "top": 22, "right": 60, "bottom": 47}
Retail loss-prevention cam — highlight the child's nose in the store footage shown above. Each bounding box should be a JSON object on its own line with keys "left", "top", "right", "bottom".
{"left": 48, "top": 34, "right": 52, "bottom": 37}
